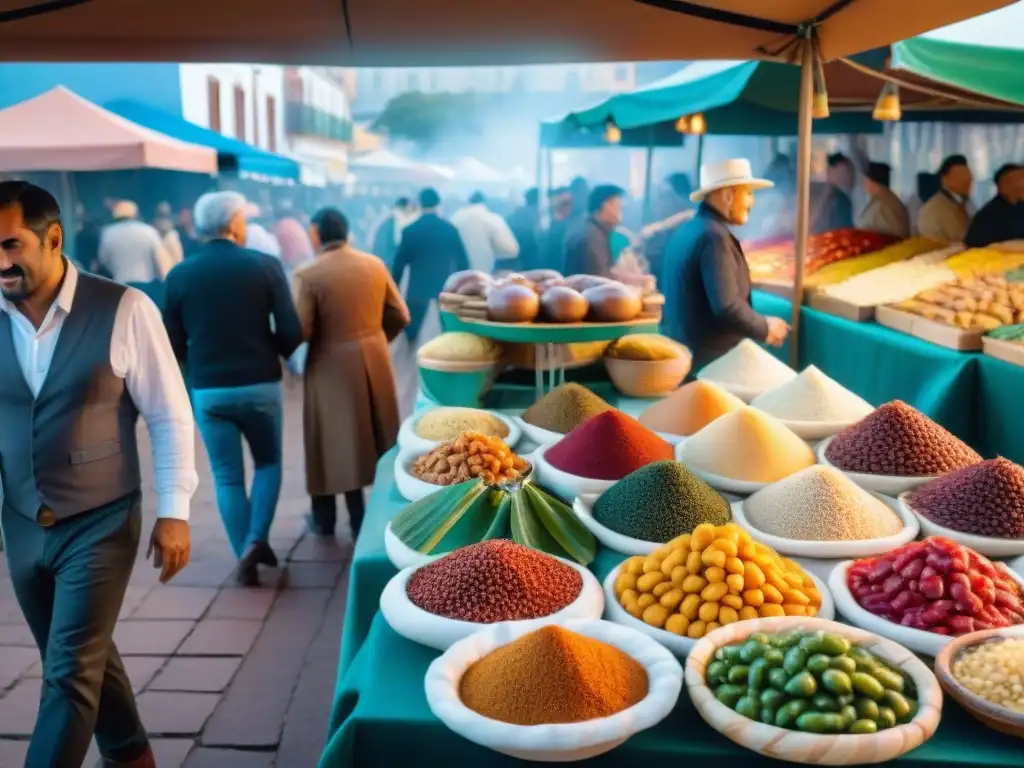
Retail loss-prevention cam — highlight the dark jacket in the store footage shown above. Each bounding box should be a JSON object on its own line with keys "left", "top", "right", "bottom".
{"left": 163, "top": 239, "right": 303, "bottom": 390}
{"left": 810, "top": 183, "right": 854, "bottom": 234}
{"left": 541, "top": 217, "right": 571, "bottom": 272}
{"left": 964, "top": 195, "right": 1024, "bottom": 248}
{"left": 661, "top": 204, "right": 769, "bottom": 371}
{"left": 562, "top": 216, "right": 613, "bottom": 277}
{"left": 391, "top": 212, "right": 469, "bottom": 300}
{"left": 507, "top": 205, "right": 542, "bottom": 272}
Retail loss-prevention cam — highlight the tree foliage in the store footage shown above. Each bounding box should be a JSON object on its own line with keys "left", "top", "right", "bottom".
{"left": 371, "top": 91, "right": 494, "bottom": 148}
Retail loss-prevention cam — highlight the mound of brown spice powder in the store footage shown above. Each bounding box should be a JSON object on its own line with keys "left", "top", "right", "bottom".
{"left": 406, "top": 540, "right": 582, "bottom": 623}
{"left": 522, "top": 383, "right": 613, "bottom": 434}
{"left": 825, "top": 400, "right": 981, "bottom": 477}
{"left": 459, "top": 625, "right": 649, "bottom": 725}
{"left": 906, "top": 457, "right": 1024, "bottom": 538}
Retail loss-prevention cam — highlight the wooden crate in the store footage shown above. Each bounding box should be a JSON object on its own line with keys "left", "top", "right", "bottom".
{"left": 807, "top": 290, "right": 875, "bottom": 322}
{"left": 876, "top": 305, "right": 984, "bottom": 351}
{"left": 982, "top": 336, "right": 1024, "bottom": 366}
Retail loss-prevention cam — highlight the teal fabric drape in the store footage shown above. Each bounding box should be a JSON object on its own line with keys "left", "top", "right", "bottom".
{"left": 892, "top": 37, "right": 1024, "bottom": 107}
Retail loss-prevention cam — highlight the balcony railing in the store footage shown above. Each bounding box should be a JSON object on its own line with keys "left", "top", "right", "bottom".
{"left": 285, "top": 102, "right": 353, "bottom": 142}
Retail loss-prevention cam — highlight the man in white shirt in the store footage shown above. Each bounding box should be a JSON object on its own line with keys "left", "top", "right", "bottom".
{"left": 450, "top": 191, "right": 519, "bottom": 274}
{"left": 98, "top": 200, "right": 174, "bottom": 309}
{"left": 0, "top": 181, "right": 196, "bottom": 768}
{"left": 244, "top": 202, "right": 283, "bottom": 260}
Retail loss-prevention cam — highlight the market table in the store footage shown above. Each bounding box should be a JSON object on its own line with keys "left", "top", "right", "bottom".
{"left": 320, "top": 450, "right": 1024, "bottom": 768}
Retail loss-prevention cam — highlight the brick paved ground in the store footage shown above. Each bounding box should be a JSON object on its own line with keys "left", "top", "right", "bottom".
{"left": 0, "top": 325, "right": 427, "bottom": 768}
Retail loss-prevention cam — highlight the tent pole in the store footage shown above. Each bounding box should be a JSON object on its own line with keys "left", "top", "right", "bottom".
{"left": 790, "top": 39, "right": 815, "bottom": 369}
{"left": 535, "top": 134, "right": 545, "bottom": 221}
{"left": 642, "top": 132, "right": 654, "bottom": 224}
{"left": 695, "top": 133, "right": 705, "bottom": 175}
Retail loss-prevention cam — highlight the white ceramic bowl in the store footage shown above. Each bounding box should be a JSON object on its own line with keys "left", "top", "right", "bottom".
{"left": 730, "top": 496, "right": 919, "bottom": 560}
{"left": 817, "top": 437, "right": 939, "bottom": 496}
{"left": 533, "top": 442, "right": 618, "bottom": 501}
{"left": 777, "top": 418, "right": 861, "bottom": 442}
{"left": 828, "top": 559, "right": 1024, "bottom": 657}
{"left": 602, "top": 561, "right": 835, "bottom": 658}
{"left": 899, "top": 494, "right": 1024, "bottom": 559}
{"left": 686, "top": 616, "right": 943, "bottom": 765}
{"left": 394, "top": 448, "right": 449, "bottom": 503}
{"left": 1012, "top": 555, "right": 1024, "bottom": 579}
{"left": 512, "top": 415, "right": 564, "bottom": 447}
{"left": 425, "top": 619, "right": 683, "bottom": 762}
{"left": 381, "top": 557, "right": 604, "bottom": 651}
{"left": 571, "top": 495, "right": 661, "bottom": 556}
{"left": 398, "top": 408, "right": 521, "bottom": 455}
{"left": 384, "top": 522, "right": 442, "bottom": 570}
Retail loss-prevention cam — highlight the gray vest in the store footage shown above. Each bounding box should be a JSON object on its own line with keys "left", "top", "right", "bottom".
{"left": 0, "top": 272, "right": 141, "bottom": 522}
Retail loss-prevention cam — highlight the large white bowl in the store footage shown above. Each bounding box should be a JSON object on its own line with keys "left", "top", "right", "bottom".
{"left": 828, "top": 559, "right": 1024, "bottom": 657}
{"left": 533, "top": 442, "right": 619, "bottom": 501}
{"left": 512, "top": 415, "right": 564, "bottom": 448}
{"left": 381, "top": 557, "right": 604, "bottom": 651}
{"left": 730, "top": 496, "right": 919, "bottom": 560}
{"left": 686, "top": 616, "right": 943, "bottom": 765}
{"left": 383, "top": 522, "right": 442, "bottom": 570}
{"left": 398, "top": 408, "right": 521, "bottom": 455}
{"left": 777, "top": 417, "right": 861, "bottom": 442}
{"left": 425, "top": 619, "right": 683, "bottom": 762}
{"left": 394, "top": 447, "right": 449, "bottom": 503}
{"left": 817, "top": 437, "right": 939, "bottom": 496}
{"left": 602, "top": 561, "right": 835, "bottom": 658}
{"left": 572, "top": 495, "right": 661, "bottom": 556}
{"left": 1012, "top": 555, "right": 1024, "bottom": 579}
{"left": 899, "top": 494, "right": 1024, "bottom": 559}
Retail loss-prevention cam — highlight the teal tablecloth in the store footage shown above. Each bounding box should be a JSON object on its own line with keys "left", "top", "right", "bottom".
{"left": 321, "top": 451, "right": 1024, "bottom": 768}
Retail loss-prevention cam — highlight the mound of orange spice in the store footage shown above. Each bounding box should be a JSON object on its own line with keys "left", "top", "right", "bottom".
{"left": 459, "top": 625, "right": 649, "bottom": 725}
{"left": 411, "top": 431, "right": 529, "bottom": 485}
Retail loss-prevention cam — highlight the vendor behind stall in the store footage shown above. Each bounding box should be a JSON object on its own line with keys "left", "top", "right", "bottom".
{"left": 858, "top": 162, "right": 911, "bottom": 238}
{"left": 917, "top": 155, "right": 974, "bottom": 243}
{"left": 661, "top": 159, "right": 790, "bottom": 371}
{"left": 562, "top": 184, "right": 624, "bottom": 277}
{"left": 964, "top": 164, "right": 1024, "bottom": 248}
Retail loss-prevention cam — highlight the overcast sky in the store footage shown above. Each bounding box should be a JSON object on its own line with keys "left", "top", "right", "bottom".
{"left": 927, "top": 1, "right": 1024, "bottom": 47}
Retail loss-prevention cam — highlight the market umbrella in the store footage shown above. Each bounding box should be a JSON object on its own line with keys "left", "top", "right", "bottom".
{"left": 893, "top": 39, "right": 1024, "bottom": 108}
{"left": 0, "top": 0, "right": 1011, "bottom": 65}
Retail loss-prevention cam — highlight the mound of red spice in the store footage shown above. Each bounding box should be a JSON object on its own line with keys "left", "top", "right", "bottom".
{"left": 544, "top": 410, "right": 673, "bottom": 480}
{"left": 825, "top": 400, "right": 981, "bottom": 477}
{"left": 406, "top": 540, "right": 582, "bottom": 623}
{"left": 907, "top": 458, "right": 1024, "bottom": 539}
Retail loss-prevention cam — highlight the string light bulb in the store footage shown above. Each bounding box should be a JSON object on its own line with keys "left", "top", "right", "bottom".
{"left": 674, "top": 115, "right": 690, "bottom": 133}
{"left": 873, "top": 82, "right": 902, "bottom": 121}
{"left": 604, "top": 120, "right": 622, "bottom": 144}
{"left": 687, "top": 113, "right": 707, "bottom": 135}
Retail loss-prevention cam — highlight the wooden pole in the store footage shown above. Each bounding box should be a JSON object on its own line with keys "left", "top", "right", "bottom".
{"left": 789, "top": 40, "right": 815, "bottom": 369}
{"left": 695, "top": 133, "right": 705, "bottom": 173}
{"left": 641, "top": 134, "right": 654, "bottom": 224}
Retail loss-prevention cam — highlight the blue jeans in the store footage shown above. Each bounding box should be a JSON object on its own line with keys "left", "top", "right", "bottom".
{"left": 192, "top": 382, "right": 283, "bottom": 559}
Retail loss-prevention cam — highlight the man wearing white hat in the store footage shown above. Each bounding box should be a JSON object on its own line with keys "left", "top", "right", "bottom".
{"left": 661, "top": 158, "right": 790, "bottom": 371}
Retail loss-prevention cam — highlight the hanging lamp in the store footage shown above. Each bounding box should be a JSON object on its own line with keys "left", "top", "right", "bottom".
{"left": 674, "top": 115, "right": 690, "bottom": 133}
{"left": 873, "top": 82, "right": 902, "bottom": 121}
{"left": 604, "top": 120, "right": 622, "bottom": 144}
{"left": 687, "top": 113, "right": 707, "bottom": 135}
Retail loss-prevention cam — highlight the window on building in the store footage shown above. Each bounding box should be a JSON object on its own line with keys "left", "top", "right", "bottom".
{"left": 207, "top": 77, "right": 222, "bottom": 133}
{"left": 266, "top": 95, "right": 277, "bottom": 152}
{"left": 408, "top": 72, "right": 421, "bottom": 92}
{"left": 234, "top": 85, "right": 246, "bottom": 141}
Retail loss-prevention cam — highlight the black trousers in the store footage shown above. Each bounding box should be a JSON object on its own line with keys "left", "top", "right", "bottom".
{"left": 311, "top": 490, "right": 365, "bottom": 538}
{"left": 1, "top": 494, "right": 148, "bottom": 767}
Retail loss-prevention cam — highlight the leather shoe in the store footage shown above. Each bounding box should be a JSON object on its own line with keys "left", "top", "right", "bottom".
{"left": 234, "top": 561, "right": 260, "bottom": 587}
{"left": 305, "top": 512, "right": 335, "bottom": 537}
{"left": 103, "top": 745, "right": 156, "bottom": 767}
{"left": 240, "top": 541, "right": 278, "bottom": 570}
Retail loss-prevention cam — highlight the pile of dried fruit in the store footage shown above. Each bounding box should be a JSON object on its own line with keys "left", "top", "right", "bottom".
{"left": 411, "top": 432, "right": 528, "bottom": 486}
{"left": 847, "top": 537, "right": 1024, "bottom": 636}
{"left": 906, "top": 457, "right": 1024, "bottom": 539}
{"left": 893, "top": 274, "right": 1024, "bottom": 331}
{"left": 613, "top": 523, "right": 823, "bottom": 640}
{"left": 707, "top": 629, "right": 918, "bottom": 734}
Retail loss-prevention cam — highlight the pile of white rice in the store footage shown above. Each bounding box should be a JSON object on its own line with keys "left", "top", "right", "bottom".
{"left": 751, "top": 366, "right": 873, "bottom": 423}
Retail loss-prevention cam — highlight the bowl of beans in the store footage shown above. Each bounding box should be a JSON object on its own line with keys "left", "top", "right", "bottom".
{"left": 686, "top": 617, "right": 943, "bottom": 764}
{"left": 934, "top": 626, "right": 1024, "bottom": 738}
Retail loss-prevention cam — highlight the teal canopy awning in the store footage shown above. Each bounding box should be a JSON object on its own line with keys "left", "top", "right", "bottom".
{"left": 105, "top": 99, "right": 301, "bottom": 181}
{"left": 892, "top": 37, "right": 1024, "bottom": 107}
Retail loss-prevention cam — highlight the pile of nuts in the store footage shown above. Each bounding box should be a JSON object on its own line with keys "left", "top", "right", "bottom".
{"left": 410, "top": 431, "right": 529, "bottom": 486}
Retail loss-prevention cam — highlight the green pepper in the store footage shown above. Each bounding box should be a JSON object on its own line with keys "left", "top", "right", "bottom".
{"left": 811, "top": 693, "right": 841, "bottom": 713}
{"left": 749, "top": 633, "right": 771, "bottom": 645}
{"left": 706, "top": 661, "right": 730, "bottom": 685}
{"left": 760, "top": 688, "right": 787, "bottom": 711}
{"left": 883, "top": 690, "right": 912, "bottom": 720}
{"left": 821, "top": 669, "right": 854, "bottom": 697}
{"left": 722, "top": 644, "right": 745, "bottom": 663}
{"left": 727, "top": 665, "right": 751, "bottom": 684}
{"left": 714, "top": 684, "right": 746, "bottom": 709}
{"left": 740, "top": 639, "right": 768, "bottom": 664}
{"left": 775, "top": 699, "right": 810, "bottom": 729}
{"left": 783, "top": 646, "right": 808, "bottom": 675}
{"left": 769, "top": 632, "right": 799, "bottom": 649}
{"left": 848, "top": 647, "right": 880, "bottom": 673}
{"left": 796, "top": 712, "right": 844, "bottom": 734}
{"left": 851, "top": 672, "right": 885, "bottom": 701}
{"left": 798, "top": 632, "right": 826, "bottom": 653}
{"left": 876, "top": 706, "right": 897, "bottom": 729}
{"left": 850, "top": 719, "right": 879, "bottom": 734}
{"left": 839, "top": 705, "right": 858, "bottom": 729}
{"left": 760, "top": 707, "right": 777, "bottom": 725}
{"left": 735, "top": 696, "right": 760, "bottom": 720}
{"left": 747, "top": 658, "right": 771, "bottom": 691}
{"left": 829, "top": 655, "right": 857, "bottom": 675}
{"left": 806, "top": 654, "right": 832, "bottom": 676}
{"left": 769, "top": 667, "right": 790, "bottom": 691}
{"left": 714, "top": 647, "right": 728, "bottom": 662}
{"left": 873, "top": 667, "right": 906, "bottom": 693}
{"left": 855, "top": 697, "right": 880, "bottom": 721}
{"left": 762, "top": 647, "right": 785, "bottom": 667}
{"left": 784, "top": 671, "right": 818, "bottom": 699}
{"left": 820, "top": 634, "right": 852, "bottom": 656}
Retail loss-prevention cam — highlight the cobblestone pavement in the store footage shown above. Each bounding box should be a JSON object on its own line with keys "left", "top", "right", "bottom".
{"left": 0, "top": 329, "right": 426, "bottom": 768}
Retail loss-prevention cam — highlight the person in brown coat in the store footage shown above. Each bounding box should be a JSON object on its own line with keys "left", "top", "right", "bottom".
{"left": 293, "top": 208, "right": 410, "bottom": 538}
